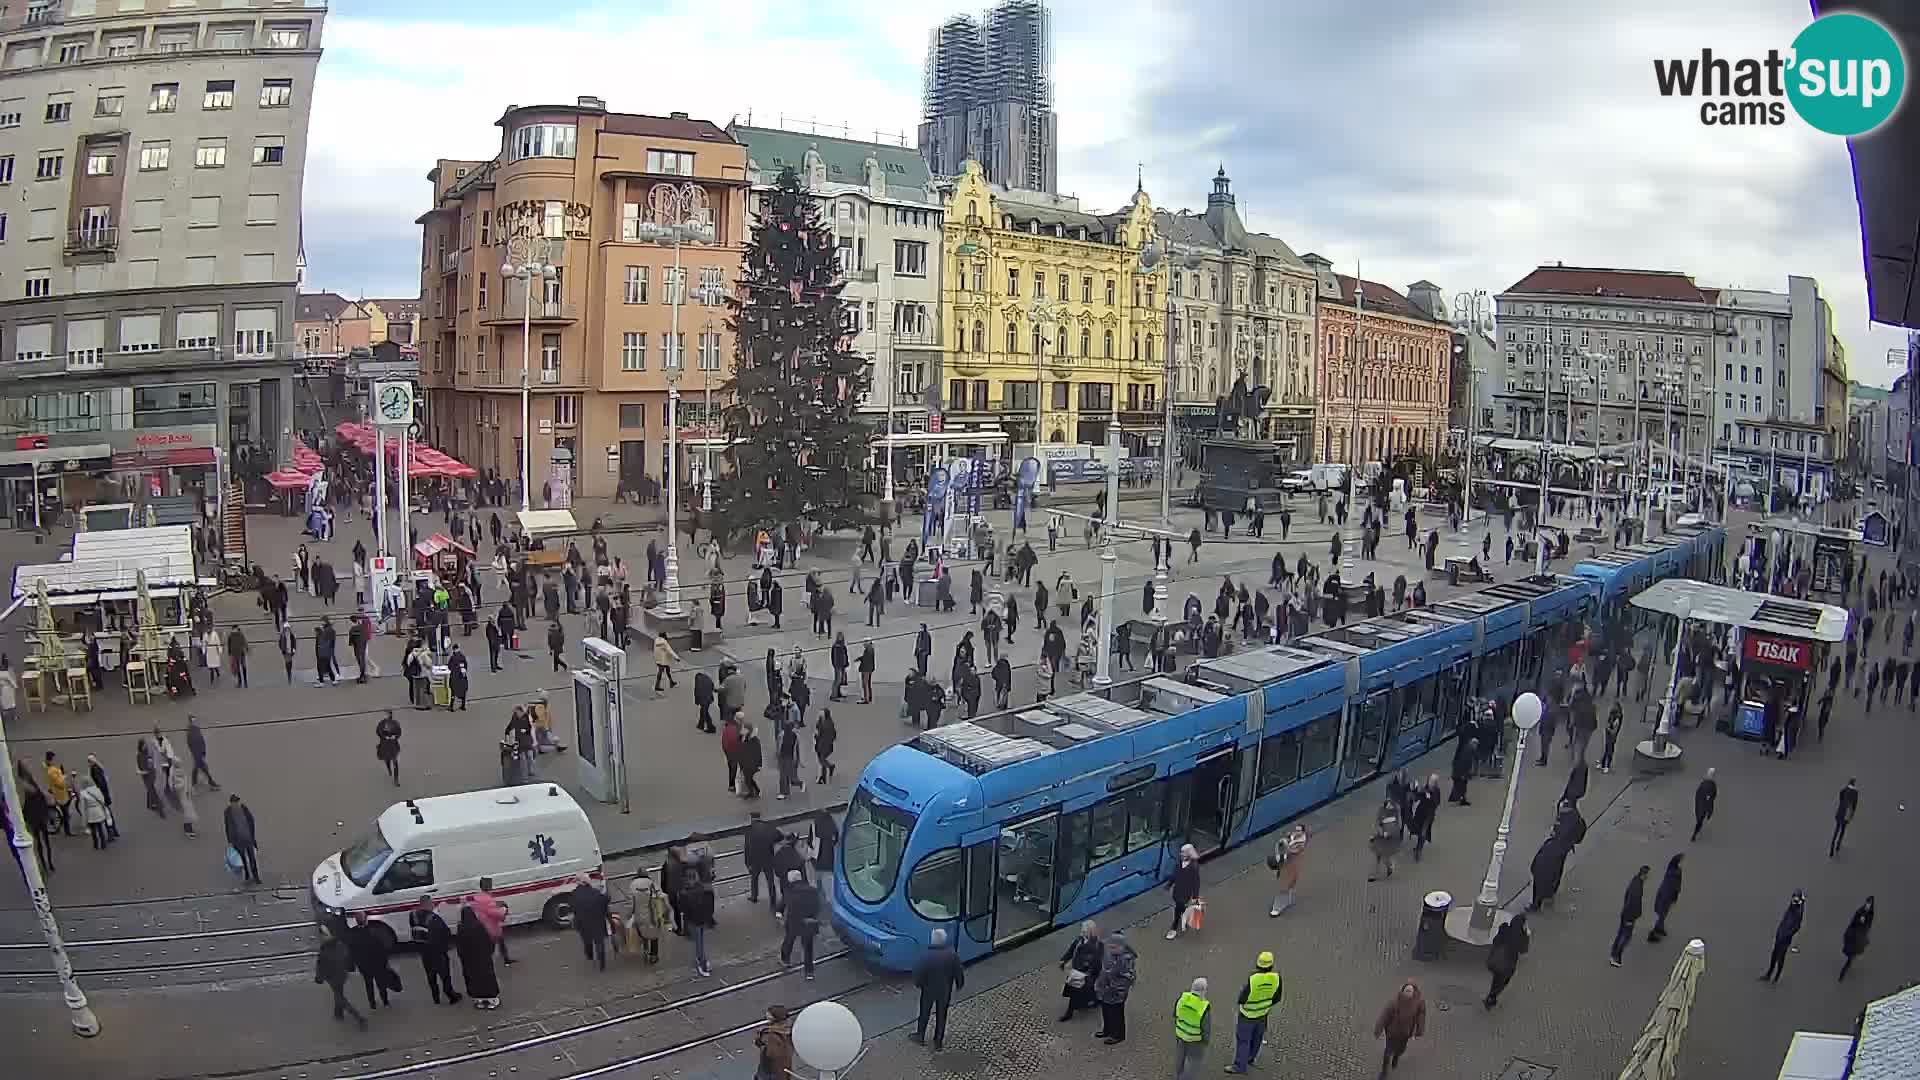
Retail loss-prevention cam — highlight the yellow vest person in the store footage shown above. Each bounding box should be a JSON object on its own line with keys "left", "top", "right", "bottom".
{"left": 1227, "top": 952, "right": 1281, "bottom": 1074}
{"left": 1173, "top": 978, "right": 1211, "bottom": 1079}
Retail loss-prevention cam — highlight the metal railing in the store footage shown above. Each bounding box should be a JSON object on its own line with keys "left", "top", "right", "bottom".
{"left": 65, "top": 226, "right": 117, "bottom": 254}
{"left": 488, "top": 299, "right": 578, "bottom": 323}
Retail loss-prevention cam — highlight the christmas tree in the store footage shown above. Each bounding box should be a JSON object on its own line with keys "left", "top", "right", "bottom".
{"left": 712, "top": 166, "right": 873, "bottom": 539}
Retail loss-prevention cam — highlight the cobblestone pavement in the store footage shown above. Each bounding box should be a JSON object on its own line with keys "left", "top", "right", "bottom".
{"left": 1, "top": 492, "right": 1553, "bottom": 908}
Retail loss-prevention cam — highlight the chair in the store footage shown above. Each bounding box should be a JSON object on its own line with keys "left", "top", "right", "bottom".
{"left": 64, "top": 669, "right": 92, "bottom": 712}
{"left": 124, "top": 660, "right": 153, "bottom": 705}
{"left": 20, "top": 668, "right": 47, "bottom": 713}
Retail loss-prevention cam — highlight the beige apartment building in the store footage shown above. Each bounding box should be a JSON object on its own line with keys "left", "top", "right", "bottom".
{"left": 416, "top": 98, "right": 747, "bottom": 500}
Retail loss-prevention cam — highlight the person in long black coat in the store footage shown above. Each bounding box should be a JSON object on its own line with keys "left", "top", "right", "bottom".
{"left": 456, "top": 905, "right": 501, "bottom": 1006}
{"left": 1609, "top": 865, "right": 1649, "bottom": 966}
{"left": 1839, "top": 897, "right": 1874, "bottom": 980}
{"left": 1527, "top": 835, "right": 1570, "bottom": 911}
{"left": 408, "top": 897, "right": 460, "bottom": 1005}
{"left": 1551, "top": 799, "right": 1588, "bottom": 850}
{"left": 1484, "top": 913, "right": 1529, "bottom": 1009}
{"left": 1057, "top": 921, "right": 1105, "bottom": 1020}
{"left": 344, "top": 914, "right": 397, "bottom": 1010}
{"left": 1648, "top": 854, "right": 1683, "bottom": 942}
{"left": 1762, "top": 890, "right": 1806, "bottom": 982}
{"left": 693, "top": 671, "right": 717, "bottom": 732}
{"left": 1562, "top": 760, "right": 1588, "bottom": 806}
{"left": 1448, "top": 737, "right": 1478, "bottom": 805}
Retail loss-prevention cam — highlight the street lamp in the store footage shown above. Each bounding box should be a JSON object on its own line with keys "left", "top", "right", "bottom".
{"left": 501, "top": 238, "right": 559, "bottom": 513}
{"left": 1468, "top": 691, "right": 1542, "bottom": 934}
{"left": 633, "top": 217, "right": 717, "bottom": 618}
{"left": 793, "top": 1000, "right": 866, "bottom": 1080}
{"left": 1135, "top": 237, "right": 1203, "bottom": 526}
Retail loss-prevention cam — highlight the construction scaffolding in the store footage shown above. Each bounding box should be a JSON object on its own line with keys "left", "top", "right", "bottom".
{"left": 918, "top": 1, "right": 1056, "bottom": 191}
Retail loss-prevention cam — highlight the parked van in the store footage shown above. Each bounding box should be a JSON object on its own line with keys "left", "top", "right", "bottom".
{"left": 311, "top": 784, "right": 602, "bottom": 949}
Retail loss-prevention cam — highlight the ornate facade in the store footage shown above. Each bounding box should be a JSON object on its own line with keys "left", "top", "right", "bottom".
{"left": 1302, "top": 254, "right": 1453, "bottom": 464}
{"left": 937, "top": 160, "right": 1164, "bottom": 452}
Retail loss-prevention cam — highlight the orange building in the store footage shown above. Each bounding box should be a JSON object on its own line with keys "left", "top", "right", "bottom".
{"left": 415, "top": 97, "right": 747, "bottom": 499}
{"left": 1301, "top": 254, "right": 1453, "bottom": 464}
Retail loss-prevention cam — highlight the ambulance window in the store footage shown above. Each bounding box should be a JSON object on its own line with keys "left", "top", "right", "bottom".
{"left": 375, "top": 850, "right": 435, "bottom": 894}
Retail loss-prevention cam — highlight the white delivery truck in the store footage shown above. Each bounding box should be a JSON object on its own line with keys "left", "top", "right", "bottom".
{"left": 311, "top": 784, "right": 602, "bottom": 949}
{"left": 1309, "top": 463, "right": 1350, "bottom": 493}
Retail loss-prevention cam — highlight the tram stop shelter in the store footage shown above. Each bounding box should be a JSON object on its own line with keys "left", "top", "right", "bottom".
{"left": 1630, "top": 580, "right": 1848, "bottom": 746}
{"left": 1745, "top": 517, "right": 1861, "bottom": 596}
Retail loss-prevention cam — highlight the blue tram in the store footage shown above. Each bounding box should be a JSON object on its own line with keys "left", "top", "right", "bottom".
{"left": 831, "top": 530, "right": 1725, "bottom": 973}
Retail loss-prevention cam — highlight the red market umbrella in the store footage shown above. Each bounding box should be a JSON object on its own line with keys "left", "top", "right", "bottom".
{"left": 265, "top": 469, "right": 312, "bottom": 490}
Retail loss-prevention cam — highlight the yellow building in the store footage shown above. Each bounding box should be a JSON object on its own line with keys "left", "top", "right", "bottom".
{"left": 938, "top": 160, "right": 1165, "bottom": 454}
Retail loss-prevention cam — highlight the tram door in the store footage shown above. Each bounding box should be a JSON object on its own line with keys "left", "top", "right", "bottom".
{"left": 991, "top": 812, "right": 1060, "bottom": 947}
{"left": 1178, "top": 749, "right": 1238, "bottom": 857}
{"left": 1341, "top": 689, "right": 1392, "bottom": 787}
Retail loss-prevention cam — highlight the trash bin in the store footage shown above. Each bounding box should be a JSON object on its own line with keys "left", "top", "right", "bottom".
{"left": 1415, "top": 890, "right": 1452, "bottom": 961}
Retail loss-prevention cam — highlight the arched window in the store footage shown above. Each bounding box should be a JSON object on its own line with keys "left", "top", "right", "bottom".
{"left": 1006, "top": 321, "right": 1018, "bottom": 353}
{"left": 1132, "top": 334, "right": 1140, "bottom": 360}
{"left": 1145, "top": 336, "right": 1155, "bottom": 364}
{"left": 1032, "top": 326, "right": 1044, "bottom": 355}
{"left": 1103, "top": 331, "right": 1114, "bottom": 359}
{"left": 972, "top": 321, "right": 985, "bottom": 353}
{"left": 967, "top": 199, "right": 978, "bottom": 220}
{"left": 1049, "top": 429, "right": 1065, "bottom": 443}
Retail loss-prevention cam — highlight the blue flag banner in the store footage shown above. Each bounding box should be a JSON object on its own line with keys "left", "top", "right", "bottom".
{"left": 923, "top": 466, "right": 949, "bottom": 548}
{"left": 1013, "top": 456, "right": 1040, "bottom": 530}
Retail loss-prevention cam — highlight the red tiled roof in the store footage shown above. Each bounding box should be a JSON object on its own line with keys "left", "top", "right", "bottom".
{"left": 297, "top": 292, "right": 362, "bottom": 323}
{"left": 1326, "top": 275, "right": 1442, "bottom": 324}
{"left": 1502, "top": 266, "right": 1715, "bottom": 304}
{"left": 603, "top": 112, "right": 734, "bottom": 144}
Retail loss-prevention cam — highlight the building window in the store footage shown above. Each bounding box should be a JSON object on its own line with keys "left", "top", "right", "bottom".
{"left": 542, "top": 200, "right": 565, "bottom": 240}
{"left": 1079, "top": 328, "right": 1090, "bottom": 357}
{"left": 553, "top": 394, "right": 579, "bottom": 428}
{"left": 149, "top": 83, "right": 178, "bottom": 113}
{"left": 1057, "top": 273, "right": 1069, "bottom": 302}
{"left": 202, "top": 80, "right": 234, "bottom": 110}
{"left": 24, "top": 271, "right": 50, "bottom": 298}
{"left": 195, "top": 139, "right": 226, "bottom": 168}
{"left": 234, "top": 325, "right": 275, "bottom": 357}
{"left": 85, "top": 151, "right": 114, "bottom": 176}
{"left": 96, "top": 89, "right": 124, "bottom": 117}
{"left": 1106, "top": 278, "right": 1115, "bottom": 306}
{"left": 698, "top": 330, "right": 720, "bottom": 370}
{"left": 260, "top": 79, "right": 293, "bottom": 108}
{"left": 619, "top": 404, "right": 645, "bottom": 429}
{"left": 1081, "top": 276, "right": 1092, "bottom": 303}
{"left": 698, "top": 266, "right": 724, "bottom": 303}
{"left": 1006, "top": 321, "right": 1018, "bottom": 354}
{"left": 1103, "top": 330, "right": 1113, "bottom": 358}
{"left": 44, "top": 93, "right": 70, "bottom": 122}
{"left": 971, "top": 320, "right": 985, "bottom": 352}
{"left": 894, "top": 240, "right": 927, "bottom": 276}
{"left": 252, "top": 136, "right": 284, "bottom": 166}
{"left": 265, "top": 25, "right": 308, "bottom": 49}
{"left": 624, "top": 265, "right": 647, "bottom": 304}
{"left": 1007, "top": 267, "right": 1018, "bottom": 296}
{"left": 34, "top": 152, "right": 61, "bottom": 180}
{"left": 0, "top": 99, "right": 19, "bottom": 127}
{"left": 511, "top": 123, "right": 576, "bottom": 161}
{"left": 139, "top": 141, "right": 169, "bottom": 170}
{"left": 1032, "top": 326, "right": 1044, "bottom": 356}
{"left": 540, "top": 333, "right": 561, "bottom": 374}
{"left": 646, "top": 149, "right": 694, "bottom": 176}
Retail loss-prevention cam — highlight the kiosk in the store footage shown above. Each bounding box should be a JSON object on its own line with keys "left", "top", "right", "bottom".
{"left": 1746, "top": 518, "right": 1860, "bottom": 597}
{"left": 1629, "top": 580, "right": 1848, "bottom": 746}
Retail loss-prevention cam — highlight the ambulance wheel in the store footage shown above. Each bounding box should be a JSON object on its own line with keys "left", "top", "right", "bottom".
{"left": 543, "top": 895, "right": 574, "bottom": 929}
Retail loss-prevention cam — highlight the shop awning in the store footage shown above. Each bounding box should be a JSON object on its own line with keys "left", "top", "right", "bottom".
{"left": 1629, "top": 580, "right": 1849, "bottom": 642}
{"left": 413, "top": 533, "right": 474, "bottom": 560}
{"left": 265, "top": 469, "right": 312, "bottom": 490}
{"left": 0, "top": 443, "right": 112, "bottom": 468}
{"left": 517, "top": 508, "right": 578, "bottom": 539}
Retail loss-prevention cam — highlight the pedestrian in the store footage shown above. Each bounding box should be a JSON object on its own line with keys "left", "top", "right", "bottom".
{"left": 680, "top": 862, "right": 717, "bottom": 977}
{"left": 315, "top": 921, "right": 368, "bottom": 1028}
{"left": 1600, "top": 702, "right": 1623, "bottom": 773}
{"left": 910, "top": 928, "right": 965, "bottom": 1051}
{"left": 345, "top": 913, "right": 397, "bottom": 1010}
{"left": 1691, "top": 767, "right": 1717, "bottom": 841}
{"left": 76, "top": 775, "right": 111, "bottom": 849}
{"left": 1640, "top": 853, "right": 1684, "bottom": 944}
{"left": 859, "top": 640, "right": 876, "bottom": 704}
{"left": 1831, "top": 777, "right": 1859, "bottom": 856}
{"left": 1448, "top": 736, "right": 1477, "bottom": 805}
{"left": 1094, "top": 928, "right": 1137, "bottom": 1044}
{"left": 227, "top": 625, "right": 249, "bottom": 687}
{"left": 471, "top": 878, "right": 512, "bottom": 966}
{"left": 223, "top": 794, "right": 261, "bottom": 884}
{"left": 1168, "top": 842, "right": 1201, "bottom": 939}
{"left": 1372, "top": 979, "right": 1426, "bottom": 1077}
{"left": 547, "top": 619, "right": 565, "bottom": 672}
{"left": 569, "top": 874, "right": 612, "bottom": 971}
{"left": 43, "top": 751, "right": 73, "bottom": 835}
{"left": 1171, "top": 977, "right": 1211, "bottom": 1080}
{"left": 376, "top": 710, "right": 403, "bottom": 786}
{"left": 1527, "top": 835, "right": 1569, "bottom": 911}
{"left": 745, "top": 810, "right": 783, "bottom": 911}
{"left": 85, "top": 754, "right": 117, "bottom": 840}
{"left": 738, "top": 721, "right": 765, "bottom": 799}
{"left": 0, "top": 655, "right": 17, "bottom": 725}
{"left": 810, "top": 807, "right": 838, "bottom": 881}
{"left": 1839, "top": 897, "right": 1874, "bottom": 980}
{"left": 1609, "top": 864, "right": 1649, "bottom": 967}
{"left": 1268, "top": 824, "right": 1308, "bottom": 916}
{"left": 455, "top": 904, "right": 502, "bottom": 1009}
{"left": 170, "top": 759, "right": 198, "bottom": 837}
{"left": 1058, "top": 921, "right": 1104, "bottom": 1022}
{"left": 777, "top": 868, "right": 821, "bottom": 978}
{"left": 813, "top": 708, "right": 837, "bottom": 784}
{"left": 776, "top": 719, "right": 801, "bottom": 800}
{"left": 135, "top": 734, "right": 164, "bottom": 818}
{"left": 1761, "top": 889, "right": 1806, "bottom": 983}
{"left": 1367, "top": 797, "right": 1403, "bottom": 882}
{"left": 408, "top": 897, "right": 460, "bottom": 1004}
{"left": 1225, "top": 951, "right": 1280, "bottom": 1074}
{"left": 186, "top": 716, "right": 218, "bottom": 790}
{"left": 278, "top": 620, "right": 297, "bottom": 683}
{"left": 485, "top": 618, "right": 504, "bottom": 672}
{"left": 626, "top": 873, "right": 670, "bottom": 963}
{"left": 755, "top": 1005, "right": 796, "bottom": 1080}
{"left": 1562, "top": 759, "right": 1588, "bottom": 806}
{"left": 1483, "top": 913, "right": 1529, "bottom": 1008}
{"left": 1408, "top": 775, "right": 1439, "bottom": 860}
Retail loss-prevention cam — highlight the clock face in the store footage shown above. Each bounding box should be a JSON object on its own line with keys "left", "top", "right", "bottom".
{"left": 378, "top": 385, "right": 412, "bottom": 420}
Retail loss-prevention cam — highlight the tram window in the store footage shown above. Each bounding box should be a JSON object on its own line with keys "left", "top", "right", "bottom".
{"left": 1256, "top": 731, "right": 1301, "bottom": 794}
{"left": 907, "top": 848, "right": 965, "bottom": 920}
{"left": 1124, "top": 782, "right": 1164, "bottom": 851}
{"left": 1107, "top": 764, "right": 1156, "bottom": 792}
{"left": 1299, "top": 711, "right": 1340, "bottom": 774}
{"left": 1398, "top": 678, "right": 1434, "bottom": 731}
{"left": 1087, "top": 799, "right": 1127, "bottom": 867}
{"left": 843, "top": 788, "right": 915, "bottom": 904}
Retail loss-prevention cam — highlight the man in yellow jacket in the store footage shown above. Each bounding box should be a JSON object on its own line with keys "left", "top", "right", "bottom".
{"left": 1173, "top": 977, "right": 1210, "bottom": 1080}
{"left": 44, "top": 751, "right": 73, "bottom": 835}
{"left": 1226, "top": 951, "right": 1281, "bottom": 1073}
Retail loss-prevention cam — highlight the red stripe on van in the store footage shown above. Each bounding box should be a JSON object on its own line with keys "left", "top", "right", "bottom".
{"left": 353, "top": 868, "right": 602, "bottom": 917}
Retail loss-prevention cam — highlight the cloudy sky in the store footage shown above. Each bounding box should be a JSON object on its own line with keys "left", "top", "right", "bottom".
{"left": 305, "top": 0, "right": 1909, "bottom": 386}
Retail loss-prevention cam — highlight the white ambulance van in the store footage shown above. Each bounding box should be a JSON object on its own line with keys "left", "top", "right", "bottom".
{"left": 311, "top": 784, "right": 602, "bottom": 948}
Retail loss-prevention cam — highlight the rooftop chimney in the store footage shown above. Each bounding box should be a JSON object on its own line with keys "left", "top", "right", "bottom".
{"left": 576, "top": 95, "right": 606, "bottom": 110}
{"left": 670, "top": 111, "right": 690, "bottom": 120}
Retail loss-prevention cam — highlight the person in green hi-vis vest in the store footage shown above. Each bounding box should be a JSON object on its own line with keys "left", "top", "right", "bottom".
{"left": 1172, "top": 977, "right": 1211, "bottom": 1080}
{"left": 1226, "top": 952, "right": 1280, "bottom": 1073}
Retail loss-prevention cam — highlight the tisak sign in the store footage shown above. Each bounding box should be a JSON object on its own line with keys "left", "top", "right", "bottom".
{"left": 1742, "top": 632, "right": 1812, "bottom": 671}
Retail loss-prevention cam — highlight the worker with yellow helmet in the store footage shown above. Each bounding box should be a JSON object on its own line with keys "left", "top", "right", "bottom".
{"left": 1226, "top": 950, "right": 1281, "bottom": 1074}
{"left": 1172, "top": 977, "right": 1210, "bottom": 1080}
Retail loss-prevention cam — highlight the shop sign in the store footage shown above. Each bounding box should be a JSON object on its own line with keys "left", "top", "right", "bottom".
{"left": 103, "top": 425, "right": 216, "bottom": 453}
{"left": 1743, "top": 632, "right": 1812, "bottom": 671}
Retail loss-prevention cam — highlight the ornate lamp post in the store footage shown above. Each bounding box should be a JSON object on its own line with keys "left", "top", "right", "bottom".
{"left": 1467, "top": 691, "right": 1542, "bottom": 935}
{"left": 1135, "top": 237, "right": 1204, "bottom": 526}
{"left": 634, "top": 212, "right": 716, "bottom": 618}
{"left": 501, "top": 233, "right": 558, "bottom": 513}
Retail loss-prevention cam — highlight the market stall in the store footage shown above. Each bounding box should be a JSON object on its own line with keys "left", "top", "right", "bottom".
{"left": 1630, "top": 579, "right": 1848, "bottom": 746}
{"left": 516, "top": 509, "right": 578, "bottom": 570}
{"left": 412, "top": 532, "right": 476, "bottom": 581}
{"left": 1744, "top": 518, "right": 1861, "bottom": 597}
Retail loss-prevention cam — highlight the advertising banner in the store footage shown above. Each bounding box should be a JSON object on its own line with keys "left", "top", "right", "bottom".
{"left": 1013, "top": 457, "right": 1040, "bottom": 530}
{"left": 923, "top": 465, "right": 949, "bottom": 548}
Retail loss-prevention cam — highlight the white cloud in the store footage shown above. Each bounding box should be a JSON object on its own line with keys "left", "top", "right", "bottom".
{"left": 302, "top": 0, "right": 1907, "bottom": 385}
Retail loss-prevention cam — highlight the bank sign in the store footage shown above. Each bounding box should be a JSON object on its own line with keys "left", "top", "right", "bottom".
{"left": 1652, "top": 12, "right": 1907, "bottom": 135}
{"left": 1743, "top": 632, "right": 1813, "bottom": 671}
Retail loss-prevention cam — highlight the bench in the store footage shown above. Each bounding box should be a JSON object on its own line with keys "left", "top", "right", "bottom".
{"left": 1442, "top": 556, "right": 1491, "bottom": 585}
{"left": 1574, "top": 528, "right": 1605, "bottom": 544}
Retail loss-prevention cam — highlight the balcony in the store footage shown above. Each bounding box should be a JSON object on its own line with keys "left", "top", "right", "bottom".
{"left": 844, "top": 265, "right": 879, "bottom": 284}
{"left": 889, "top": 327, "right": 942, "bottom": 348}
{"left": 65, "top": 226, "right": 117, "bottom": 255}
{"left": 441, "top": 250, "right": 460, "bottom": 274}
{"left": 539, "top": 368, "right": 560, "bottom": 384}
{"left": 482, "top": 299, "right": 578, "bottom": 326}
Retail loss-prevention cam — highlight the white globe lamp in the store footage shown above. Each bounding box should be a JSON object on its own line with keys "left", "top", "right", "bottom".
{"left": 793, "top": 1000, "right": 864, "bottom": 1079}
{"left": 1511, "top": 691, "right": 1542, "bottom": 732}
